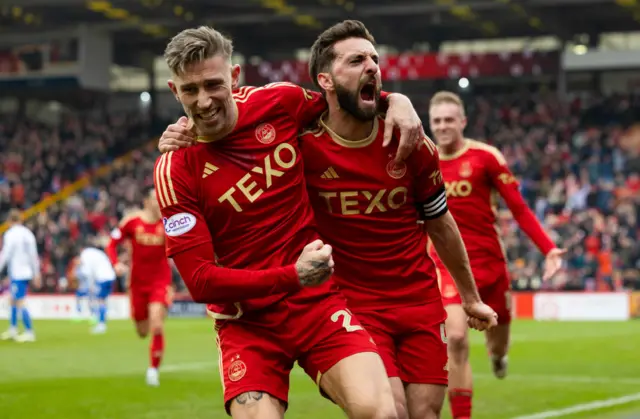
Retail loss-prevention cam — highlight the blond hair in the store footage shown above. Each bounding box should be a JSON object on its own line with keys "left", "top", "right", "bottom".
{"left": 7, "top": 209, "right": 22, "bottom": 223}
{"left": 164, "top": 26, "right": 233, "bottom": 75}
{"left": 430, "top": 91, "right": 465, "bottom": 116}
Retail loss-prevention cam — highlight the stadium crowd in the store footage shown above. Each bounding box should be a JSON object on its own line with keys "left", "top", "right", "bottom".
{"left": 1, "top": 92, "right": 638, "bottom": 293}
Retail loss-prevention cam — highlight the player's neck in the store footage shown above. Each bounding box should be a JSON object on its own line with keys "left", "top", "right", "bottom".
{"left": 140, "top": 210, "right": 160, "bottom": 224}
{"left": 440, "top": 137, "right": 466, "bottom": 156}
{"left": 324, "top": 107, "right": 374, "bottom": 141}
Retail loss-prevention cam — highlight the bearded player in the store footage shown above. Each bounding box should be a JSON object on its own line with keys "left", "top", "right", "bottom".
{"left": 154, "top": 26, "right": 424, "bottom": 419}
{"left": 427, "top": 91, "right": 566, "bottom": 419}
{"left": 299, "top": 21, "right": 497, "bottom": 419}
{"left": 159, "top": 22, "right": 499, "bottom": 419}
{"left": 105, "top": 187, "right": 173, "bottom": 387}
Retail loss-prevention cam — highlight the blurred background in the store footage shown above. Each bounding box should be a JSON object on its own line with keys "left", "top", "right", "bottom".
{"left": 0, "top": 1, "right": 639, "bottom": 418}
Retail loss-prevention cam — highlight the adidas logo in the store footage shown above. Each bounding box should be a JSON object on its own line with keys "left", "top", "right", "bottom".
{"left": 202, "top": 162, "right": 219, "bottom": 178}
{"left": 320, "top": 167, "right": 339, "bottom": 179}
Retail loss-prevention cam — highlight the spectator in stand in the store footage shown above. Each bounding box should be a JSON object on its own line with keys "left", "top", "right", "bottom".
{"left": 1, "top": 92, "right": 638, "bottom": 293}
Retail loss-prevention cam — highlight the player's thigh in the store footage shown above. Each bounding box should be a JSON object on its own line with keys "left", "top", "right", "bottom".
{"left": 296, "top": 301, "right": 394, "bottom": 417}
{"left": 389, "top": 377, "right": 409, "bottom": 419}
{"left": 10, "top": 280, "right": 29, "bottom": 305}
{"left": 229, "top": 392, "right": 285, "bottom": 419}
{"left": 395, "top": 304, "right": 448, "bottom": 386}
{"left": 148, "top": 286, "right": 171, "bottom": 332}
{"left": 217, "top": 319, "right": 294, "bottom": 416}
{"left": 356, "top": 310, "right": 401, "bottom": 379}
{"left": 96, "top": 280, "right": 114, "bottom": 301}
{"left": 405, "top": 383, "right": 446, "bottom": 419}
{"left": 478, "top": 271, "right": 512, "bottom": 326}
{"left": 148, "top": 303, "right": 167, "bottom": 333}
{"left": 318, "top": 352, "right": 395, "bottom": 418}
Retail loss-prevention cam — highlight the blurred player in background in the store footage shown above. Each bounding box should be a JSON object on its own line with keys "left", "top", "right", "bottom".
{"left": 69, "top": 255, "right": 94, "bottom": 322}
{"left": 106, "top": 187, "right": 172, "bottom": 387}
{"left": 0, "top": 209, "right": 40, "bottom": 343}
{"left": 71, "top": 246, "right": 116, "bottom": 334}
{"left": 154, "top": 25, "right": 423, "bottom": 419}
{"left": 427, "top": 91, "right": 566, "bottom": 419}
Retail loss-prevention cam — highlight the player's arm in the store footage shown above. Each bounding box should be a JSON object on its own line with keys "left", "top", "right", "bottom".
{"left": 105, "top": 220, "right": 131, "bottom": 266}
{"left": 27, "top": 235, "right": 41, "bottom": 286}
{"left": 0, "top": 233, "right": 13, "bottom": 274}
{"left": 486, "top": 149, "right": 565, "bottom": 280}
{"left": 414, "top": 140, "right": 481, "bottom": 304}
{"left": 155, "top": 151, "right": 330, "bottom": 304}
{"left": 274, "top": 83, "right": 422, "bottom": 161}
{"left": 486, "top": 150, "right": 557, "bottom": 254}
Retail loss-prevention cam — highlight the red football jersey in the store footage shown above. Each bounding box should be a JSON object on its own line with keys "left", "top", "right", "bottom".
{"left": 428, "top": 139, "right": 555, "bottom": 287}
{"left": 154, "top": 83, "right": 345, "bottom": 318}
{"left": 300, "top": 115, "right": 447, "bottom": 309}
{"left": 106, "top": 212, "right": 172, "bottom": 289}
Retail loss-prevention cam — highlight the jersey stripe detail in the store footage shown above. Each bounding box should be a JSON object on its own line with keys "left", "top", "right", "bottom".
{"left": 155, "top": 152, "right": 178, "bottom": 208}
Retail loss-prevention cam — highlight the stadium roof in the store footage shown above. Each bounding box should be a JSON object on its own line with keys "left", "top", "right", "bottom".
{"left": 2, "top": 0, "right": 639, "bottom": 66}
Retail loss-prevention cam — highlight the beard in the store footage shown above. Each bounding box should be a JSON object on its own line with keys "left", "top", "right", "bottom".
{"left": 334, "top": 79, "right": 380, "bottom": 122}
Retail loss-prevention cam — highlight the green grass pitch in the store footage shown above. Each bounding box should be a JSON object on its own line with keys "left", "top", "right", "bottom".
{"left": 1, "top": 319, "right": 639, "bottom": 418}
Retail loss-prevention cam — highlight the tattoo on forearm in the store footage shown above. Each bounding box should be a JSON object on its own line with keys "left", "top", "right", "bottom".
{"left": 311, "top": 261, "right": 328, "bottom": 269}
{"left": 298, "top": 261, "right": 331, "bottom": 286}
{"left": 235, "top": 391, "right": 264, "bottom": 405}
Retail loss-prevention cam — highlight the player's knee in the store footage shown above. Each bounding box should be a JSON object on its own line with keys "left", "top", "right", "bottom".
{"left": 347, "top": 393, "right": 398, "bottom": 419}
{"left": 447, "top": 330, "right": 469, "bottom": 359}
{"left": 349, "top": 403, "right": 398, "bottom": 419}
{"left": 416, "top": 399, "right": 444, "bottom": 419}
{"left": 149, "top": 318, "right": 164, "bottom": 335}
{"left": 229, "top": 391, "right": 284, "bottom": 419}
{"left": 394, "top": 399, "right": 409, "bottom": 419}
{"left": 135, "top": 321, "right": 149, "bottom": 338}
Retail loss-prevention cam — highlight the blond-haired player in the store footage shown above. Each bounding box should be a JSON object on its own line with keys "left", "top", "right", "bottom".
{"left": 427, "top": 91, "right": 566, "bottom": 418}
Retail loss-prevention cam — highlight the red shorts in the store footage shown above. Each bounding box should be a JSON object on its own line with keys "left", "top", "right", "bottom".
{"left": 214, "top": 292, "right": 377, "bottom": 413}
{"left": 436, "top": 262, "right": 512, "bottom": 325}
{"left": 130, "top": 285, "right": 173, "bottom": 322}
{"left": 354, "top": 301, "right": 448, "bottom": 385}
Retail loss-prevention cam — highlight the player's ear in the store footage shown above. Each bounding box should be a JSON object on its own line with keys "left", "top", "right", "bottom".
{"left": 230, "top": 64, "right": 241, "bottom": 89}
{"left": 317, "top": 72, "right": 333, "bottom": 92}
{"left": 168, "top": 80, "right": 179, "bottom": 101}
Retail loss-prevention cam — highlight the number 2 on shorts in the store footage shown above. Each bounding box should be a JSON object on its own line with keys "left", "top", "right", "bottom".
{"left": 331, "top": 309, "right": 364, "bottom": 332}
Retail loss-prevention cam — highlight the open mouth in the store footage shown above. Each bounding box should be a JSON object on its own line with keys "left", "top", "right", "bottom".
{"left": 359, "top": 81, "right": 376, "bottom": 103}
{"left": 198, "top": 108, "right": 220, "bottom": 121}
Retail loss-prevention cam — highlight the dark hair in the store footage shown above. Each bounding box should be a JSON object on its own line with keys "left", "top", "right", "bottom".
{"left": 308, "top": 20, "right": 376, "bottom": 90}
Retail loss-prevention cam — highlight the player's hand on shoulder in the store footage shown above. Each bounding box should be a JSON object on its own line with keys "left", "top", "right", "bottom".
{"left": 384, "top": 93, "right": 425, "bottom": 163}
{"left": 158, "top": 116, "right": 197, "bottom": 153}
{"left": 462, "top": 301, "right": 498, "bottom": 331}
{"left": 295, "top": 239, "right": 334, "bottom": 287}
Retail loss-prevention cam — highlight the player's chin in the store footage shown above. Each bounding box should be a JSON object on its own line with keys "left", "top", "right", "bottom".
{"left": 357, "top": 100, "right": 378, "bottom": 118}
